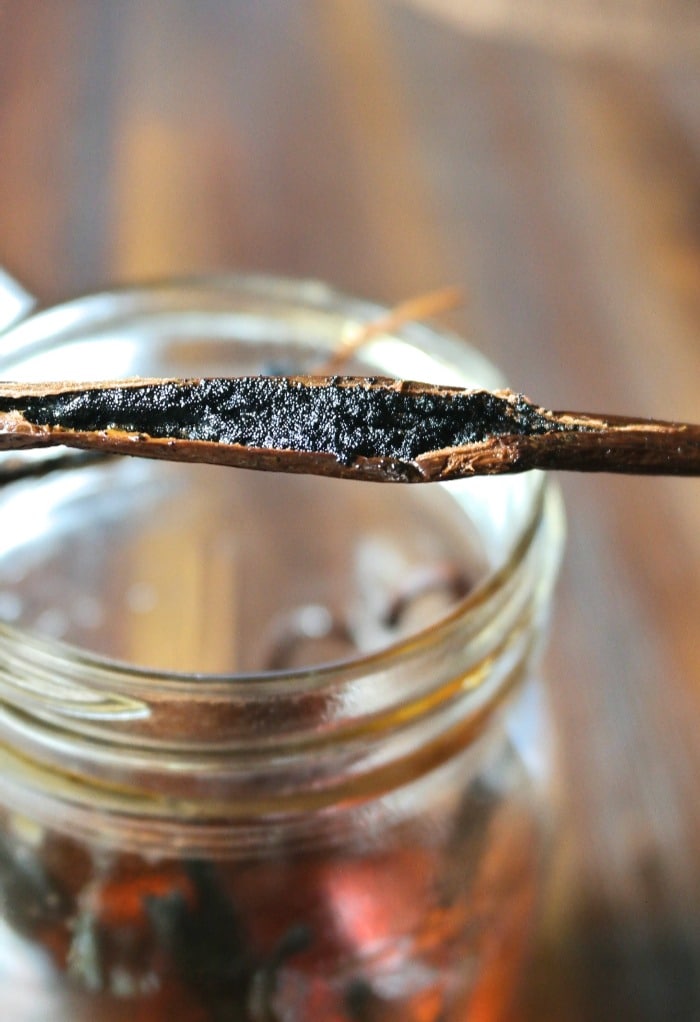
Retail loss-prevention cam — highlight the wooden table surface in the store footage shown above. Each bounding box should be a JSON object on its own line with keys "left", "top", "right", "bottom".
{"left": 1, "top": 3, "right": 699, "bottom": 1018}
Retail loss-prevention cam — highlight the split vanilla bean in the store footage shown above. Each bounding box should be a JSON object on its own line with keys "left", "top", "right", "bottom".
{"left": 0, "top": 376, "right": 698, "bottom": 482}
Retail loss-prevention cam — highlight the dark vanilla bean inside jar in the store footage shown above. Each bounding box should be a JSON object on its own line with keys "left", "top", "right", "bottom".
{"left": 0, "top": 276, "right": 564, "bottom": 1021}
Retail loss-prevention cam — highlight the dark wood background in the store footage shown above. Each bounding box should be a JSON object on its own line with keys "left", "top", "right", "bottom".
{"left": 1, "top": 3, "right": 699, "bottom": 1018}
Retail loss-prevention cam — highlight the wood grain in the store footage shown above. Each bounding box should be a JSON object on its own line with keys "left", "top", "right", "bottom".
{"left": 0, "top": 2, "right": 699, "bottom": 1018}
{"left": 395, "top": 0, "right": 700, "bottom": 60}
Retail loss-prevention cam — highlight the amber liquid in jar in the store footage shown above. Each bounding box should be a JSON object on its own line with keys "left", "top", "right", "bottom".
{"left": 0, "top": 277, "right": 562, "bottom": 1021}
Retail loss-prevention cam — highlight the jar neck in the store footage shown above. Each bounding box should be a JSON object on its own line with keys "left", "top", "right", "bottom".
{"left": 0, "top": 480, "right": 562, "bottom": 849}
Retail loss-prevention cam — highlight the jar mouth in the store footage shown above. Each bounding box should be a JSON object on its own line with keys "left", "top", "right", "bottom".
{"left": 0, "top": 274, "right": 562, "bottom": 738}
{"left": 0, "top": 471, "right": 547, "bottom": 697}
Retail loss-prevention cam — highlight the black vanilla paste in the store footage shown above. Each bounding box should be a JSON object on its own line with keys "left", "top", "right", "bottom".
{"left": 0, "top": 378, "right": 562, "bottom": 465}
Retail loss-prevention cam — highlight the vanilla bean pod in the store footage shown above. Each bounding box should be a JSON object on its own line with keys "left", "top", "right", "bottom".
{"left": 0, "top": 376, "right": 698, "bottom": 481}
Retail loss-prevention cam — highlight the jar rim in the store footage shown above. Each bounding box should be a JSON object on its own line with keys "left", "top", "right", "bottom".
{"left": 0, "top": 273, "right": 549, "bottom": 698}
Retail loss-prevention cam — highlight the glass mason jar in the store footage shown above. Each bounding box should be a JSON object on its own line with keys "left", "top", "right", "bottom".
{"left": 0, "top": 274, "right": 564, "bottom": 1022}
